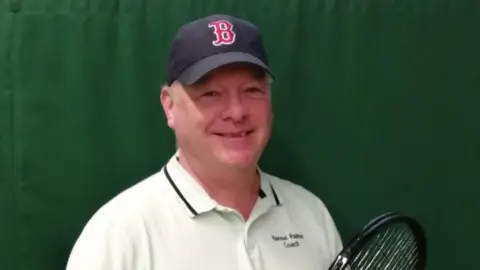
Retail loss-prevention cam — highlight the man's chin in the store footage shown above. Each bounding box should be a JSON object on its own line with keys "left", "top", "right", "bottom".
{"left": 216, "top": 151, "right": 258, "bottom": 168}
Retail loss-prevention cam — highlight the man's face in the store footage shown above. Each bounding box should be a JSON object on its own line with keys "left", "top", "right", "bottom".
{"left": 161, "top": 64, "right": 273, "bottom": 169}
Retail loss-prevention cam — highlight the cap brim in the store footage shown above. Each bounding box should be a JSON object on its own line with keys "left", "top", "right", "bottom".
{"left": 176, "top": 52, "right": 273, "bottom": 85}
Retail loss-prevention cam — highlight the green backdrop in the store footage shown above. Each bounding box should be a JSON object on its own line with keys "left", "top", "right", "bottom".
{"left": 1, "top": 0, "right": 479, "bottom": 269}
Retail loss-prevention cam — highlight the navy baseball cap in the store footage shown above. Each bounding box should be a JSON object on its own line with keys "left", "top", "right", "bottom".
{"left": 165, "top": 14, "right": 274, "bottom": 86}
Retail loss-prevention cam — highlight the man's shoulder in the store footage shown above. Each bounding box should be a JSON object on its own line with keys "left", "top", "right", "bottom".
{"left": 82, "top": 170, "right": 168, "bottom": 228}
{"left": 66, "top": 169, "right": 171, "bottom": 270}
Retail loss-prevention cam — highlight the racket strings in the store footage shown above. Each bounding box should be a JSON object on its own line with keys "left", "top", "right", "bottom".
{"left": 351, "top": 227, "right": 401, "bottom": 268}
{"left": 366, "top": 228, "right": 417, "bottom": 270}
{"left": 349, "top": 224, "right": 420, "bottom": 270}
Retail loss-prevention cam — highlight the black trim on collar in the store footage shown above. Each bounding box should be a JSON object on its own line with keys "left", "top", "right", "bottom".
{"left": 259, "top": 188, "right": 266, "bottom": 198}
{"left": 270, "top": 184, "right": 280, "bottom": 206}
{"left": 163, "top": 165, "right": 198, "bottom": 216}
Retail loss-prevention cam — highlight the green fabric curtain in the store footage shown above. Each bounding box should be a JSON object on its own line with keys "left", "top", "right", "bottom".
{"left": 0, "top": 1, "right": 479, "bottom": 269}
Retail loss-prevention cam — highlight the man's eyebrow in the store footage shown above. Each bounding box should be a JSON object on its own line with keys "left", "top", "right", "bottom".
{"left": 184, "top": 83, "right": 214, "bottom": 94}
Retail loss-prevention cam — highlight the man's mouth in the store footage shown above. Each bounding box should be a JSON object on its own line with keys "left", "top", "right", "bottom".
{"left": 213, "top": 130, "right": 254, "bottom": 138}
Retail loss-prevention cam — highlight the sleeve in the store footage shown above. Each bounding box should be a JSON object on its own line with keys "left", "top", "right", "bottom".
{"left": 65, "top": 214, "right": 136, "bottom": 270}
{"left": 310, "top": 196, "right": 343, "bottom": 262}
{"left": 321, "top": 207, "right": 344, "bottom": 259}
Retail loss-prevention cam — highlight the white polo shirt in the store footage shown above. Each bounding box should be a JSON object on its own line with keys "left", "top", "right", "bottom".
{"left": 66, "top": 153, "right": 343, "bottom": 270}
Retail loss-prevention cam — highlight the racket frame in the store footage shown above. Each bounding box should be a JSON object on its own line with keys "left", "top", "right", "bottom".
{"left": 328, "top": 212, "right": 427, "bottom": 270}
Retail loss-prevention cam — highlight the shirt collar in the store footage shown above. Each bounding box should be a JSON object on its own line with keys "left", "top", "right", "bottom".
{"left": 163, "top": 152, "right": 281, "bottom": 218}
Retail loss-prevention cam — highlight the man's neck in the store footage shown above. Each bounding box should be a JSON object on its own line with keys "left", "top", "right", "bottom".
{"left": 177, "top": 151, "right": 260, "bottom": 220}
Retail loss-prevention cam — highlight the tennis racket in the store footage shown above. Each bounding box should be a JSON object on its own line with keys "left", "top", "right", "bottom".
{"left": 328, "top": 212, "right": 427, "bottom": 270}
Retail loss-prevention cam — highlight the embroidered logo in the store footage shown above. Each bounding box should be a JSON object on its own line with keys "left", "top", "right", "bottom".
{"left": 271, "top": 232, "right": 304, "bottom": 248}
{"left": 208, "top": 20, "right": 236, "bottom": 46}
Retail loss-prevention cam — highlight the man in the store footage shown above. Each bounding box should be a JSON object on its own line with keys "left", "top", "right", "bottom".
{"left": 66, "top": 14, "right": 343, "bottom": 270}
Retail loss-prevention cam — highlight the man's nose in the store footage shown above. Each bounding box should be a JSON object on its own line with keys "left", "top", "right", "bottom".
{"left": 223, "top": 93, "right": 247, "bottom": 122}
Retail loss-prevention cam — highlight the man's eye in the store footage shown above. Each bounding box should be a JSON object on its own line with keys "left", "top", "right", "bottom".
{"left": 245, "top": 87, "right": 262, "bottom": 94}
{"left": 201, "top": 91, "right": 220, "bottom": 97}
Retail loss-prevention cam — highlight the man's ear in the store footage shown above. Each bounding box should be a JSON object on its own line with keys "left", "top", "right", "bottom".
{"left": 160, "top": 85, "right": 175, "bottom": 129}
